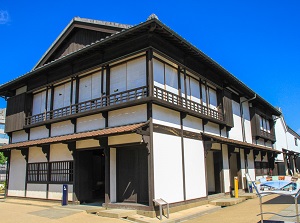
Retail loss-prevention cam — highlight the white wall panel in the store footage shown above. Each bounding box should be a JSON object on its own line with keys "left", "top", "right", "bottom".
{"left": 222, "top": 145, "right": 230, "bottom": 193}
{"left": 184, "top": 138, "right": 206, "bottom": 199}
{"left": 8, "top": 150, "right": 26, "bottom": 197}
{"left": 153, "top": 105, "right": 181, "bottom": 129}
{"left": 12, "top": 130, "right": 28, "bottom": 143}
{"left": 79, "top": 75, "right": 92, "bottom": 103}
{"left": 274, "top": 117, "right": 287, "bottom": 153}
{"left": 240, "top": 149, "right": 246, "bottom": 189}
{"left": 127, "top": 57, "right": 146, "bottom": 90}
{"left": 204, "top": 122, "right": 219, "bottom": 136}
{"left": 51, "top": 120, "right": 74, "bottom": 137}
{"left": 183, "top": 115, "right": 203, "bottom": 133}
{"left": 110, "top": 148, "right": 116, "bottom": 203}
{"left": 50, "top": 144, "right": 73, "bottom": 162}
{"left": 153, "top": 59, "right": 165, "bottom": 89}
{"left": 241, "top": 100, "right": 252, "bottom": 143}
{"left": 30, "top": 126, "right": 49, "bottom": 140}
{"left": 76, "top": 139, "right": 99, "bottom": 149}
{"left": 165, "top": 64, "right": 178, "bottom": 95}
{"left": 53, "top": 82, "right": 71, "bottom": 110}
{"left": 91, "top": 71, "right": 102, "bottom": 99}
{"left": 255, "top": 151, "right": 261, "bottom": 161}
{"left": 32, "top": 91, "right": 46, "bottom": 115}
{"left": 110, "top": 63, "right": 127, "bottom": 93}
{"left": 209, "top": 88, "right": 218, "bottom": 110}
{"left": 48, "top": 184, "right": 73, "bottom": 201}
{"left": 108, "top": 105, "right": 147, "bottom": 127}
{"left": 108, "top": 134, "right": 142, "bottom": 146}
{"left": 247, "top": 150, "right": 256, "bottom": 181}
{"left": 28, "top": 147, "right": 47, "bottom": 163}
{"left": 26, "top": 184, "right": 47, "bottom": 199}
{"left": 229, "top": 101, "right": 243, "bottom": 141}
{"left": 76, "top": 114, "right": 105, "bottom": 133}
{"left": 265, "top": 141, "right": 273, "bottom": 148}
{"left": 153, "top": 133, "right": 184, "bottom": 203}
{"left": 206, "top": 151, "right": 215, "bottom": 192}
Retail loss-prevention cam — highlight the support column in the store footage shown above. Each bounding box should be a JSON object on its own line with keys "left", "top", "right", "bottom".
{"left": 221, "top": 144, "right": 230, "bottom": 193}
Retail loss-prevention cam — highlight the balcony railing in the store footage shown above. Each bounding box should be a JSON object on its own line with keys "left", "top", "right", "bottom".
{"left": 259, "top": 129, "right": 276, "bottom": 141}
{"left": 25, "top": 86, "right": 148, "bottom": 126}
{"left": 25, "top": 85, "right": 224, "bottom": 126}
{"left": 153, "top": 86, "right": 224, "bottom": 122}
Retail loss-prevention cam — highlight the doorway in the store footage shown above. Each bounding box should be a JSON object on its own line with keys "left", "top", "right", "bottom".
{"left": 116, "top": 145, "right": 148, "bottom": 204}
{"left": 206, "top": 150, "right": 223, "bottom": 194}
{"left": 75, "top": 149, "right": 105, "bottom": 203}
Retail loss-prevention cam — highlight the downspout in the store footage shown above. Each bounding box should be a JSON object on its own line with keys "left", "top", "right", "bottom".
{"left": 240, "top": 94, "right": 256, "bottom": 142}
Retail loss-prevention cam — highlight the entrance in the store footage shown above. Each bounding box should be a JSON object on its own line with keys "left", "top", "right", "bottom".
{"left": 116, "top": 145, "right": 148, "bottom": 204}
{"left": 75, "top": 149, "right": 105, "bottom": 203}
{"left": 229, "top": 152, "right": 242, "bottom": 190}
{"left": 206, "top": 150, "right": 223, "bottom": 194}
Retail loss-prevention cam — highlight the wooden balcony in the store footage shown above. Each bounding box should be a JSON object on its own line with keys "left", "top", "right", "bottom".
{"left": 153, "top": 86, "right": 224, "bottom": 122}
{"left": 25, "top": 86, "right": 148, "bottom": 126}
{"left": 25, "top": 86, "right": 224, "bottom": 127}
{"left": 258, "top": 129, "right": 276, "bottom": 142}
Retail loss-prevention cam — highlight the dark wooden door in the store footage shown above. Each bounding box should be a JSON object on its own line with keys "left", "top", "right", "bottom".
{"left": 213, "top": 152, "right": 223, "bottom": 193}
{"left": 117, "top": 146, "right": 148, "bottom": 204}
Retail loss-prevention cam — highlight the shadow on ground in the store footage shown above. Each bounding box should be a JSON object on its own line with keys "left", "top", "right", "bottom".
{"left": 263, "top": 195, "right": 300, "bottom": 205}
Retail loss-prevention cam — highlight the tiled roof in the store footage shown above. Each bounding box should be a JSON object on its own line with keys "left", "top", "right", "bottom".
{"left": 202, "top": 132, "right": 278, "bottom": 153}
{"left": 1, "top": 122, "right": 147, "bottom": 150}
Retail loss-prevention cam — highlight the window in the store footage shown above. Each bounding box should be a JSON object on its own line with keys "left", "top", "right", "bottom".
{"left": 295, "top": 138, "right": 298, "bottom": 146}
{"left": 27, "top": 161, "right": 73, "bottom": 183}
{"left": 260, "top": 116, "right": 270, "bottom": 133}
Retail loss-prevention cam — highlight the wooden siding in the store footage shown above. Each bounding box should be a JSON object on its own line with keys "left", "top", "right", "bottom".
{"left": 46, "top": 29, "right": 110, "bottom": 65}
{"left": 223, "top": 90, "right": 234, "bottom": 127}
{"left": 6, "top": 93, "right": 32, "bottom": 132}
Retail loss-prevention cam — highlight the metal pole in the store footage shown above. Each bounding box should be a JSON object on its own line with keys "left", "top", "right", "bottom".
{"left": 296, "top": 196, "right": 299, "bottom": 223}
{"left": 234, "top": 176, "right": 239, "bottom": 198}
{"left": 259, "top": 196, "right": 263, "bottom": 223}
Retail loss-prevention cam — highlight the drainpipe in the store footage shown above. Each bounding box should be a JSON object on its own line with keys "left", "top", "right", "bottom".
{"left": 240, "top": 94, "right": 256, "bottom": 142}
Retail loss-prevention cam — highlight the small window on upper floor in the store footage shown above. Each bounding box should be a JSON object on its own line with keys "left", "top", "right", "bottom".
{"left": 295, "top": 137, "right": 298, "bottom": 146}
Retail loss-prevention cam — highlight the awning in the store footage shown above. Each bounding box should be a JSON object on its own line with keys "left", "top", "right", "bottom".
{"left": 202, "top": 132, "right": 280, "bottom": 153}
{"left": 1, "top": 122, "right": 148, "bottom": 150}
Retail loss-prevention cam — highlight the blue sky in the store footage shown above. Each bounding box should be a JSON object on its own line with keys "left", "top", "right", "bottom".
{"left": 1, "top": 1, "right": 300, "bottom": 133}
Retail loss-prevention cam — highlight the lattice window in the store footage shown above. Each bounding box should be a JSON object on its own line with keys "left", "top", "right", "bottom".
{"left": 27, "top": 161, "right": 73, "bottom": 183}
{"left": 50, "top": 161, "right": 73, "bottom": 183}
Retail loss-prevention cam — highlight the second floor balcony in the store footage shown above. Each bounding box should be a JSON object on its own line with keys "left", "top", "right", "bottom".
{"left": 25, "top": 86, "right": 224, "bottom": 127}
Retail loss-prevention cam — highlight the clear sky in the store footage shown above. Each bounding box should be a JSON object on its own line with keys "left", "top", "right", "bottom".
{"left": 1, "top": 1, "right": 300, "bottom": 133}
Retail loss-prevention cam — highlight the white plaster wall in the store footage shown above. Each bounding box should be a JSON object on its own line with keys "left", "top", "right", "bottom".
{"left": 76, "top": 114, "right": 105, "bottom": 133}
{"left": 222, "top": 145, "right": 230, "bottom": 193}
{"left": 206, "top": 151, "right": 215, "bottom": 192}
{"left": 221, "top": 128, "right": 227, "bottom": 137}
{"left": 242, "top": 101, "right": 252, "bottom": 143}
{"left": 240, "top": 149, "right": 246, "bottom": 189}
{"left": 153, "top": 105, "right": 181, "bottom": 129}
{"left": 53, "top": 82, "right": 71, "bottom": 109}
{"left": 286, "top": 132, "right": 300, "bottom": 153}
{"left": 26, "top": 184, "right": 47, "bottom": 199}
{"left": 8, "top": 150, "right": 26, "bottom": 197}
{"left": 108, "top": 105, "right": 147, "bottom": 127}
{"left": 48, "top": 184, "right": 73, "bottom": 201}
{"left": 30, "top": 126, "right": 49, "bottom": 140}
{"left": 153, "top": 132, "right": 184, "bottom": 203}
{"left": 12, "top": 130, "right": 28, "bottom": 143}
{"left": 51, "top": 120, "right": 74, "bottom": 137}
{"left": 247, "top": 150, "right": 256, "bottom": 181}
{"left": 274, "top": 117, "right": 288, "bottom": 152}
{"left": 204, "top": 122, "right": 219, "bottom": 136}
{"left": 276, "top": 153, "right": 284, "bottom": 162}
{"left": 184, "top": 138, "right": 206, "bottom": 199}
{"left": 76, "top": 139, "right": 100, "bottom": 149}
{"left": 229, "top": 101, "right": 243, "bottom": 141}
{"left": 28, "top": 147, "right": 47, "bottom": 163}
{"left": 110, "top": 148, "right": 117, "bottom": 203}
{"left": 262, "top": 153, "right": 268, "bottom": 162}
{"left": 108, "top": 134, "right": 142, "bottom": 146}
{"left": 50, "top": 144, "right": 73, "bottom": 162}
{"left": 183, "top": 115, "right": 203, "bottom": 133}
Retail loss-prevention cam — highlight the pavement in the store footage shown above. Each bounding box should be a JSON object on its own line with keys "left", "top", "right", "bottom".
{"left": 0, "top": 194, "right": 300, "bottom": 223}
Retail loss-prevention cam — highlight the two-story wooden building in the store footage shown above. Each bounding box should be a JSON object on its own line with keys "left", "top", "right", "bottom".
{"left": 0, "top": 15, "right": 281, "bottom": 214}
